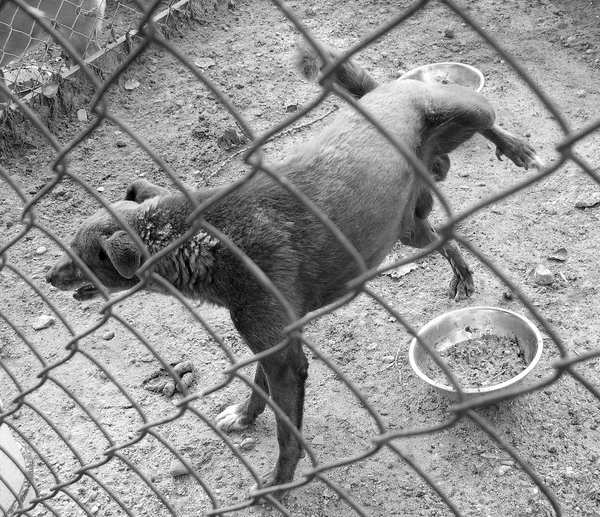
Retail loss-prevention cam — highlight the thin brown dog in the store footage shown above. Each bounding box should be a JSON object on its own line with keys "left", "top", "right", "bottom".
{"left": 46, "top": 42, "right": 542, "bottom": 495}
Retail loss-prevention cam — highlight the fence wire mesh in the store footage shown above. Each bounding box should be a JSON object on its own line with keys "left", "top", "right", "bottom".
{"left": 0, "top": 0, "right": 208, "bottom": 101}
{"left": 1, "top": 0, "right": 600, "bottom": 516}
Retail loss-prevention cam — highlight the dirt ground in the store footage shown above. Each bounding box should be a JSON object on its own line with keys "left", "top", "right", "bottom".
{"left": 1, "top": 0, "right": 600, "bottom": 516}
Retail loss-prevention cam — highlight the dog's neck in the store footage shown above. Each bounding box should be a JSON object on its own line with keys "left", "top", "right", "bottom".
{"left": 130, "top": 198, "right": 221, "bottom": 300}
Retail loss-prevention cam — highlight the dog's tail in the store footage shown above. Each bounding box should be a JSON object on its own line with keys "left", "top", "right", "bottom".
{"left": 294, "top": 39, "right": 379, "bottom": 99}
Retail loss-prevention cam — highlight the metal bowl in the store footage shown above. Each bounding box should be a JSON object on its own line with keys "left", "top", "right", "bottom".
{"left": 409, "top": 307, "right": 543, "bottom": 399}
{"left": 399, "top": 62, "right": 485, "bottom": 92}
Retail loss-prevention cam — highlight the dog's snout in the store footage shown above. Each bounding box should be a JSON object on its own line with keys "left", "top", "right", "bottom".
{"left": 44, "top": 254, "right": 80, "bottom": 290}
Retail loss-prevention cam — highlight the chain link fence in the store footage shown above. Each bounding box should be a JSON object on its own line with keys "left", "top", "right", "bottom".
{"left": 1, "top": 0, "right": 600, "bottom": 516}
{"left": 0, "top": 0, "right": 214, "bottom": 104}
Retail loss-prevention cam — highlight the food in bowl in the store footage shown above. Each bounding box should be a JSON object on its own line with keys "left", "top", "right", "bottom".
{"left": 422, "top": 333, "right": 527, "bottom": 388}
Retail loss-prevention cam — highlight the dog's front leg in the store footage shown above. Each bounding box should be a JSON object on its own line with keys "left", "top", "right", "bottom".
{"left": 256, "top": 341, "right": 308, "bottom": 492}
{"left": 216, "top": 363, "right": 269, "bottom": 431}
{"left": 401, "top": 217, "right": 474, "bottom": 301}
{"left": 219, "top": 304, "right": 308, "bottom": 496}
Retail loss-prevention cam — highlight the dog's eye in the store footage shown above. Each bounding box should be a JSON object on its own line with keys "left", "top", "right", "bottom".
{"left": 98, "top": 249, "right": 108, "bottom": 261}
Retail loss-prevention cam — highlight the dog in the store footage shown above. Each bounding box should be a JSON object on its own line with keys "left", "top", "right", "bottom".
{"left": 46, "top": 41, "right": 543, "bottom": 496}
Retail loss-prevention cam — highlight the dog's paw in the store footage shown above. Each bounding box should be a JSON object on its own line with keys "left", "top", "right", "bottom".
{"left": 216, "top": 404, "right": 251, "bottom": 432}
{"left": 492, "top": 130, "right": 543, "bottom": 171}
{"left": 448, "top": 273, "right": 474, "bottom": 301}
{"left": 248, "top": 471, "right": 290, "bottom": 501}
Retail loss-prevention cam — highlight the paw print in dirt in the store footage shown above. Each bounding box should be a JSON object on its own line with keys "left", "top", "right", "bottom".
{"left": 143, "top": 361, "right": 196, "bottom": 397}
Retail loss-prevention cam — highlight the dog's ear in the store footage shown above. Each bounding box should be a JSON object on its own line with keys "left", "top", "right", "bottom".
{"left": 125, "top": 179, "right": 171, "bottom": 203}
{"left": 102, "top": 231, "right": 142, "bottom": 279}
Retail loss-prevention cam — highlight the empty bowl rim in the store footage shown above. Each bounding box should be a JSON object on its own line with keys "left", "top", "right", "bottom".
{"left": 408, "top": 306, "right": 543, "bottom": 394}
{"left": 399, "top": 62, "right": 485, "bottom": 92}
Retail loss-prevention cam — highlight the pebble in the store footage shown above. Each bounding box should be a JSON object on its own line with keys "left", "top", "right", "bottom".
{"left": 116, "top": 140, "right": 127, "bottom": 148}
{"left": 575, "top": 191, "right": 600, "bottom": 208}
{"left": 548, "top": 247, "right": 567, "bottom": 262}
{"left": 195, "top": 57, "right": 215, "bottom": 69}
{"left": 180, "top": 372, "right": 196, "bottom": 389}
{"left": 35, "top": 246, "right": 47, "bottom": 255}
{"left": 162, "top": 381, "right": 176, "bottom": 397}
{"left": 173, "top": 361, "right": 194, "bottom": 375}
{"left": 498, "top": 465, "right": 511, "bottom": 476}
{"left": 322, "top": 488, "right": 335, "bottom": 498}
{"left": 312, "top": 435, "right": 324, "bottom": 445}
{"left": 169, "top": 458, "right": 191, "bottom": 477}
{"left": 102, "top": 331, "right": 115, "bottom": 340}
{"left": 238, "top": 437, "right": 256, "bottom": 451}
{"left": 32, "top": 315, "right": 55, "bottom": 330}
{"left": 534, "top": 265, "right": 554, "bottom": 285}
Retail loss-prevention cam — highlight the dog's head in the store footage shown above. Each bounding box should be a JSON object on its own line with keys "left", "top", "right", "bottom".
{"left": 45, "top": 179, "right": 171, "bottom": 300}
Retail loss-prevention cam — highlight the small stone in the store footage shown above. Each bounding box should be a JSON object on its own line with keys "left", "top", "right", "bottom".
{"left": 116, "top": 140, "right": 127, "bottom": 148}
{"left": 548, "top": 247, "right": 567, "bottom": 262}
{"left": 173, "top": 361, "right": 194, "bottom": 375}
{"left": 169, "top": 458, "right": 191, "bottom": 477}
{"left": 312, "top": 435, "right": 324, "bottom": 445}
{"left": 217, "top": 129, "right": 244, "bottom": 151}
{"left": 534, "top": 265, "right": 554, "bottom": 285}
{"left": 162, "top": 381, "right": 176, "bottom": 397}
{"left": 145, "top": 378, "right": 167, "bottom": 393}
{"left": 323, "top": 488, "right": 334, "bottom": 498}
{"left": 575, "top": 191, "right": 600, "bottom": 208}
{"left": 195, "top": 57, "right": 215, "bottom": 69}
{"left": 238, "top": 437, "right": 256, "bottom": 451}
{"left": 36, "top": 246, "right": 47, "bottom": 255}
{"left": 498, "top": 465, "right": 511, "bottom": 476}
{"left": 102, "top": 331, "right": 115, "bottom": 340}
{"left": 33, "top": 315, "right": 55, "bottom": 330}
{"left": 443, "top": 28, "right": 455, "bottom": 39}
{"left": 179, "top": 372, "right": 196, "bottom": 390}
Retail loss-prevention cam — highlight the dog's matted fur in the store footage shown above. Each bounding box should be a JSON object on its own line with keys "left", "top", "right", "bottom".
{"left": 46, "top": 41, "right": 543, "bottom": 496}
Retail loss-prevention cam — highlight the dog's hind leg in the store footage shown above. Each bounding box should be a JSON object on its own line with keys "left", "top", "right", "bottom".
{"left": 422, "top": 85, "right": 543, "bottom": 170}
{"left": 481, "top": 125, "right": 544, "bottom": 170}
